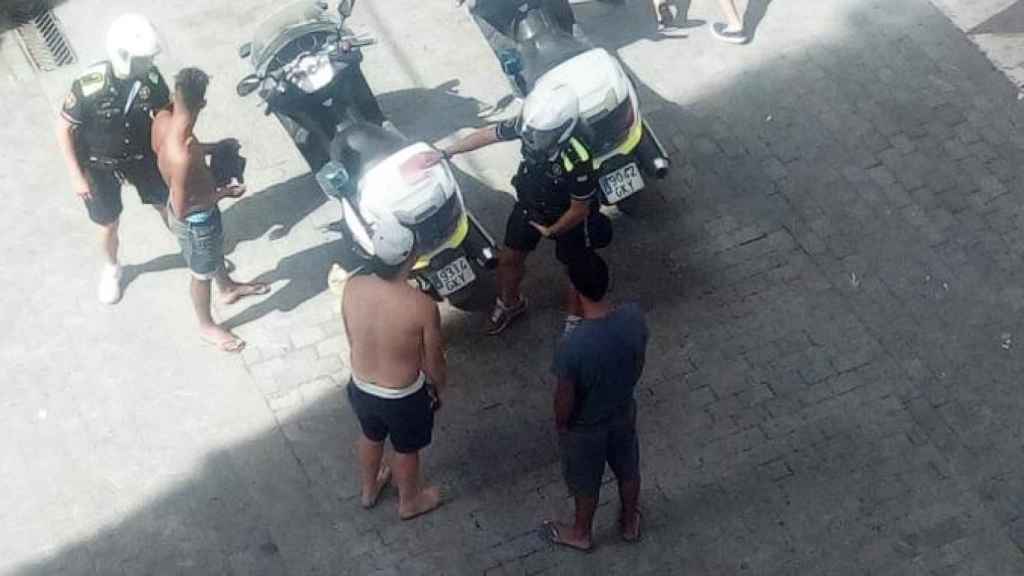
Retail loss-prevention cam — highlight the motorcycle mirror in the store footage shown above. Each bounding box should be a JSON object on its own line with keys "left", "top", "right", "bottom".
{"left": 236, "top": 74, "right": 262, "bottom": 97}
{"left": 316, "top": 161, "right": 353, "bottom": 200}
{"left": 338, "top": 0, "right": 355, "bottom": 17}
{"left": 238, "top": 42, "right": 252, "bottom": 59}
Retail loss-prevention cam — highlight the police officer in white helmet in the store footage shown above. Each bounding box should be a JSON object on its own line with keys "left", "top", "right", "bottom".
{"left": 55, "top": 14, "right": 171, "bottom": 304}
{"left": 341, "top": 216, "right": 447, "bottom": 520}
{"left": 418, "top": 83, "right": 610, "bottom": 335}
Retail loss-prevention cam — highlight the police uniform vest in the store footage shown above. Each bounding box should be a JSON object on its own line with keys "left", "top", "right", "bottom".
{"left": 512, "top": 136, "right": 593, "bottom": 223}
{"left": 62, "top": 61, "right": 170, "bottom": 164}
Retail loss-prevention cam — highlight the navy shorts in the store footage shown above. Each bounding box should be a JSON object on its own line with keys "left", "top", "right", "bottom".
{"left": 82, "top": 155, "right": 169, "bottom": 225}
{"left": 559, "top": 400, "right": 640, "bottom": 497}
{"left": 347, "top": 381, "right": 435, "bottom": 454}
{"left": 504, "top": 203, "right": 598, "bottom": 265}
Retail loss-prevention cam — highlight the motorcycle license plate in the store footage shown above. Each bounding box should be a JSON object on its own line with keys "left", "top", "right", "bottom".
{"left": 600, "top": 163, "right": 645, "bottom": 204}
{"left": 431, "top": 257, "right": 476, "bottom": 297}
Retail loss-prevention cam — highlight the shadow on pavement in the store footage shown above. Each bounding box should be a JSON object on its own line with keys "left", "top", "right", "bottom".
{"left": 221, "top": 174, "right": 324, "bottom": 255}
{"left": 19, "top": 0, "right": 1024, "bottom": 573}
{"left": 968, "top": 0, "right": 1024, "bottom": 35}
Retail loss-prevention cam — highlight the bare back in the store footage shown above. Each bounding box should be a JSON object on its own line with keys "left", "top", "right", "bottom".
{"left": 153, "top": 109, "right": 218, "bottom": 217}
{"left": 343, "top": 274, "right": 440, "bottom": 389}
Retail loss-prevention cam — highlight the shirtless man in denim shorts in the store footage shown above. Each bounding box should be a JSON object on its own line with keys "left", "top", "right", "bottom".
{"left": 152, "top": 67, "right": 268, "bottom": 353}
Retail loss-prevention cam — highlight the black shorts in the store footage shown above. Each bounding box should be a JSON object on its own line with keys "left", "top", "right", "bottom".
{"left": 504, "top": 203, "right": 595, "bottom": 265}
{"left": 559, "top": 400, "right": 640, "bottom": 497}
{"left": 82, "top": 155, "right": 169, "bottom": 225}
{"left": 347, "top": 380, "right": 435, "bottom": 454}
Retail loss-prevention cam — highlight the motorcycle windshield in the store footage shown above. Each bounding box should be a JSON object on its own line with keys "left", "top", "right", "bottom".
{"left": 516, "top": 13, "right": 589, "bottom": 91}
{"left": 251, "top": 1, "right": 338, "bottom": 72}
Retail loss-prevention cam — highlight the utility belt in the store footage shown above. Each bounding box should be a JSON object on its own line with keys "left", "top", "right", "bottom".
{"left": 83, "top": 152, "right": 148, "bottom": 170}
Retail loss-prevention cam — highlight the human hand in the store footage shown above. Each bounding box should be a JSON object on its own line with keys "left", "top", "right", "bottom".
{"left": 72, "top": 174, "right": 93, "bottom": 201}
{"left": 415, "top": 149, "right": 446, "bottom": 168}
{"left": 219, "top": 138, "right": 241, "bottom": 151}
{"left": 220, "top": 180, "right": 247, "bottom": 199}
{"left": 427, "top": 383, "right": 442, "bottom": 412}
{"left": 529, "top": 221, "right": 553, "bottom": 238}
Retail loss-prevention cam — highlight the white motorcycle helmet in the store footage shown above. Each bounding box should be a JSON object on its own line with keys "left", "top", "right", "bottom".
{"left": 370, "top": 215, "right": 415, "bottom": 267}
{"left": 106, "top": 13, "right": 162, "bottom": 79}
{"left": 520, "top": 83, "right": 580, "bottom": 162}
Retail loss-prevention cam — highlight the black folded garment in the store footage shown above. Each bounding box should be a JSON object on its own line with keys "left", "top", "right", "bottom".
{"left": 210, "top": 141, "right": 247, "bottom": 187}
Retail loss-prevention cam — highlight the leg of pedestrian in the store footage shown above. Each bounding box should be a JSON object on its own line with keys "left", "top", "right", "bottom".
{"left": 191, "top": 274, "right": 244, "bottom": 353}
{"left": 357, "top": 436, "right": 391, "bottom": 509}
{"left": 393, "top": 450, "right": 441, "bottom": 520}
{"left": 97, "top": 219, "right": 123, "bottom": 304}
{"left": 215, "top": 266, "right": 269, "bottom": 306}
{"left": 488, "top": 248, "right": 530, "bottom": 335}
{"left": 541, "top": 494, "right": 597, "bottom": 552}
{"left": 711, "top": 0, "right": 749, "bottom": 43}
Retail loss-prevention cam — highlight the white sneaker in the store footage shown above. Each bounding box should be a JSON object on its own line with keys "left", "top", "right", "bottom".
{"left": 97, "top": 264, "right": 123, "bottom": 305}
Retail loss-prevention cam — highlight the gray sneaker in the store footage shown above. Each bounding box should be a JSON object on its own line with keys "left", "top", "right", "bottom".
{"left": 711, "top": 22, "right": 748, "bottom": 44}
{"left": 486, "top": 298, "right": 528, "bottom": 335}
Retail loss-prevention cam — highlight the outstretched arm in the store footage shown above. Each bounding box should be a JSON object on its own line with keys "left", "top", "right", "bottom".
{"left": 439, "top": 125, "right": 502, "bottom": 158}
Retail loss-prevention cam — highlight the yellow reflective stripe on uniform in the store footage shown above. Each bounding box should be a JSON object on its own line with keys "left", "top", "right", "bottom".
{"left": 560, "top": 137, "right": 591, "bottom": 172}
{"left": 568, "top": 137, "right": 590, "bottom": 162}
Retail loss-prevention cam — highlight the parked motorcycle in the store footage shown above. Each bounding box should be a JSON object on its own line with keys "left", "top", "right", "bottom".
{"left": 472, "top": 1, "right": 672, "bottom": 213}
{"left": 236, "top": 0, "right": 383, "bottom": 170}
{"left": 238, "top": 0, "right": 498, "bottom": 308}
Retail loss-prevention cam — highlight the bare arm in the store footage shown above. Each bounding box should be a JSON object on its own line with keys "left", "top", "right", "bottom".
{"left": 421, "top": 301, "right": 447, "bottom": 390}
{"left": 554, "top": 378, "right": 576, "bottom": 432}
{"left": 440, "top": 125, "right": 502, "bottom": 158}
{"left": 55, "top": 116, "right": 91, "bottom": 200}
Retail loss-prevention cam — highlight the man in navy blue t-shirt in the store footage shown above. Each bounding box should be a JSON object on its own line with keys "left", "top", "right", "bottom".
{"left": 542, "top": 252, "right": 649, "bottom": 551}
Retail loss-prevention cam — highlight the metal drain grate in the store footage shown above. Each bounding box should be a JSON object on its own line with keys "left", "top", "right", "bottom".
{"left": 10, "top": 3, "right": 76, "bottom": 71}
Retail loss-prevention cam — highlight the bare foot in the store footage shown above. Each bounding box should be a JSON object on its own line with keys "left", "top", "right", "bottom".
{"left": 540, "top": 521, "right": 592, "bottom": 552}
{"left": 361, "top": 464, "right": 392, "bottom": 509}
{"left": 399, "top": 486, "right": 442, "bottom": 520}
{"left": 220, "top": 282, "right": 270, "bottom": 305}
{"left": 200, "top": 324, "right": 245, "bottom": 353}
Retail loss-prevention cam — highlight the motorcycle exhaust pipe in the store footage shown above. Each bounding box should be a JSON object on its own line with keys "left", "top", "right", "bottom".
{"left": 636, "top": 119, "right": 671, "bottom": 180}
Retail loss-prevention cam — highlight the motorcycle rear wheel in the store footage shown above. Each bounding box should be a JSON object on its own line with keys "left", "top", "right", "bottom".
{"left": 615, "top": 193, "right": 643, "bottom": 216}
{"left": 445, "top": 257, "right": 496, "bottom": 312}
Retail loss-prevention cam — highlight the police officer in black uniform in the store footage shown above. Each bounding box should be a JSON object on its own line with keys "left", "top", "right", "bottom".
{"left": 56, "top": 13, "right": 171, "bottom": 305}
{"left": 423, "top": 84, "right": 610, "bottom": 335}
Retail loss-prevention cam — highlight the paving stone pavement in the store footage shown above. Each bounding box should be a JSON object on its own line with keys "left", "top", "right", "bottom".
{"left": 8, "top": 0, "right": 1024, "bottom": 574}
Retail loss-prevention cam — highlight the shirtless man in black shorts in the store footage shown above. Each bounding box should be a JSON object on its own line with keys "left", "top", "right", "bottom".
{"left": 343, "top": 219, "right": 446, "bottom": 520}
{"left": 151, "top": 68, "right": 268, "bottom": 353}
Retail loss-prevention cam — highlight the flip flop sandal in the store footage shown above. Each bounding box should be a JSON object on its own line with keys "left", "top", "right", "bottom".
{"left": 539, "top": 521, "right": 593, "bottom": 552}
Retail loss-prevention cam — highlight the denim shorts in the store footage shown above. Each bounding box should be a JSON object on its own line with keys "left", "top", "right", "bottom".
{"left": 169, "top": 206, "right": 224, "bottom": 279}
